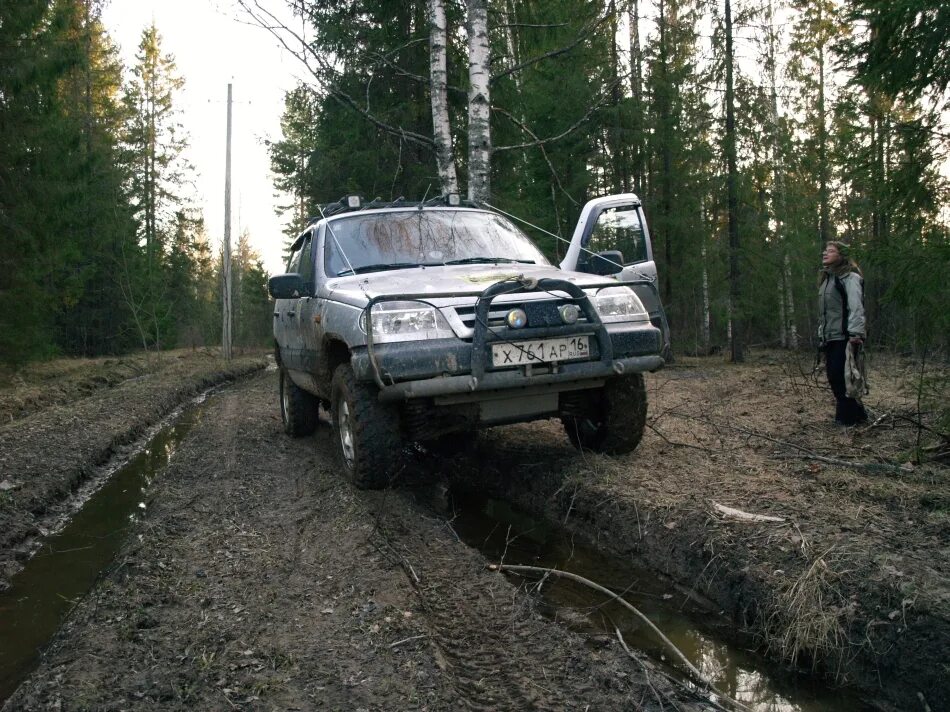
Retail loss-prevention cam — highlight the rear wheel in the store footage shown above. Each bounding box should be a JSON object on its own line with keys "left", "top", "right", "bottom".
{"left": 331, "top": 364, "right": 403, "bottom": 489}
{"left": 562, "top": 374, "right": 647, "bottom": 455}
{"left": 279, "top": 368, "right": 318, "bottom": 437}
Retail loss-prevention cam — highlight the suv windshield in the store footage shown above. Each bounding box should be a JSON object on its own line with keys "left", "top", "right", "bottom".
{"left": 324, "top": 209, "right": 550, "bottom": 277}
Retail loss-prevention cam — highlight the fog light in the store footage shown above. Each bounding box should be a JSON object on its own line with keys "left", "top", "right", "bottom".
{"left": 559, "top": 304, "right": 580, "bottom": 324}
{"left": 506, "top": 308, "right": 528, "bottom": 329}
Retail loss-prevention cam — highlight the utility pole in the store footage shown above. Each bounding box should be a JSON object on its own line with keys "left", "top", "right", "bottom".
{"left": 222, "top": 83, "right": 234, "bottom": 361}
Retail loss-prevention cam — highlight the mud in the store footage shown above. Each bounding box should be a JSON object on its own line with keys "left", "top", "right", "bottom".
{"left": 3, "top": 373, "right": 702, "bottom": 711}
{"left": 0, "top": 350, "right": 268, "bottom": 591}
{"left": 441, "top": 351, "right": 948, "bottom": 710}
{"left": 1, "top": 349, "right": 947, "bottom": 711}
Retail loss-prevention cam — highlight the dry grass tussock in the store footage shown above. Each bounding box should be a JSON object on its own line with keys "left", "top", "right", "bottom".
{"left": 763, "top": 546, "right": 861, "bottom": 681}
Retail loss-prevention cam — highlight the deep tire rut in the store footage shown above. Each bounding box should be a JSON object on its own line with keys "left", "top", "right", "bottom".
{"left": 5, "top": 372, "right": 698, "bottom": 711}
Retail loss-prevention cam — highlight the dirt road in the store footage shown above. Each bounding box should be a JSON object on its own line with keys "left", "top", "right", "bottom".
{"left": 1, "top": 350, "right": 947, "bottom": 710}
{"left": 4, "top": 371, "right": 701, "bottom": 711}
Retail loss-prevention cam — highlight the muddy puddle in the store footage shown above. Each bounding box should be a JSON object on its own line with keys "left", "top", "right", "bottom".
{"left": 0, "top": 398, "right": 207, "bottom": 703}
{"left": 445, "top": 489, "right": 873, "bottom": 712}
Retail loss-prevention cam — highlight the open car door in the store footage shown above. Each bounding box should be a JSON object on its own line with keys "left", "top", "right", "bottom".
{"left": 559, "top": 194, "right": 671, "bottom": 358}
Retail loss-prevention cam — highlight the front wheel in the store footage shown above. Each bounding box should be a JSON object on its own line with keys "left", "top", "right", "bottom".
{"left": 280, "top": 368, "right": 318, "bottom": 437}
{"left": 562, "top": 374, "right": 647, "bottom": 455}
{"left": 331, "top": 364, "right": 403, "bottom": 489}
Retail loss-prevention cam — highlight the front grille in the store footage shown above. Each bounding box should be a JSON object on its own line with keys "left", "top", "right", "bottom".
{"left": 453, "top": 300, "right": 589, "bottom": 330}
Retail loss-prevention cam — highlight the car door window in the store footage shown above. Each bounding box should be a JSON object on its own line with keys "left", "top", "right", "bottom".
{"left": 286, "top": 245, "right": 302, "bottom": 274}
{"left": 298, "top": 235, "right": 314, "bottom": 293}
{"left": 581, "top": 206, "right": 648, "bottom": 268}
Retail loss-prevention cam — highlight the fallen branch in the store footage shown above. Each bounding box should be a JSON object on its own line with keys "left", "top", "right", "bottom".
{"left": 770, "top": 451, "right": 905, "bottom": 475}
{"left": 712, "top": 501, "right": 785, "bottom": 523}
{"left": 671, "top": 411, "right": 905, "bottom": 475}
{"left": 615, "top": 627, "right": 737, "bottom": 712}
{"left": 389, "top": 634, "right": 426, "bottom": 649}
{"left": 647, "top": 423, "right": 718, "bottom": 453}
{"left": 487, "top": 562, "right": 751, "bottom": 711}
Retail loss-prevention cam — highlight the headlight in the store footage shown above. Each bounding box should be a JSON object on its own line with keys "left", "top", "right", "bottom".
{"left": 360, "top": 301, "right": 454, "bottom": 341}
{"left": 591, "top": 286, "right": 647, "bottom": 322}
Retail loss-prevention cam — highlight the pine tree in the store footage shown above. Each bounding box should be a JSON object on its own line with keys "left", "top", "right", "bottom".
{"left": 0, "top": 0, "right": 135, "bottom": 363}
{"left": 233, "top": 230, "right": 273, "bottom": 348}
{"left": 121, "top": 22, "right": 189, "bottom": 351}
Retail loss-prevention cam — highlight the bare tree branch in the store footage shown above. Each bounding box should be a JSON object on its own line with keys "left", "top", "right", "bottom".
{"left": 491, "top": 106, "right": 579, "bottom": 206}
{"left": 237, "top": 0, "right": 434, "bottom": 149}
{"left": 499, "top": 22, "right": 571, "bottom": 29}
{"left": 490, "top": 9, "right": 614, "bottom": 85}
{"left": 493, "top": 80, "right": 618, "bottom": 152}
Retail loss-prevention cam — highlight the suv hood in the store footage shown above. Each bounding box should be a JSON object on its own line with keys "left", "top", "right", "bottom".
{"left": 323, "top": 263, "right": 616, "bottom": 306}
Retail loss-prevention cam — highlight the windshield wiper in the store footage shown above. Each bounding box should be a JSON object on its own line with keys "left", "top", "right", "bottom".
{"left": 336, "top": 262, "right": 425, "bottom": 277}
{"left": 443, "top": 257, "right": 535, "bottom": 265}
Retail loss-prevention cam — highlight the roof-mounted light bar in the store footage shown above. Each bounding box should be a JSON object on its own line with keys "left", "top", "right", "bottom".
{"left": 314, "top": 193, "right": 475, "bottom": 218}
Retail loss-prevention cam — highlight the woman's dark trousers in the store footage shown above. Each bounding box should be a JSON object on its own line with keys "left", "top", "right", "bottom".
{"left": 825, "top": 339, "right": 868, "bottom": 425}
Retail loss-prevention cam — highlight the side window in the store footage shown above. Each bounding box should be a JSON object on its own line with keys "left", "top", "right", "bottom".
{"left": 298, "top": 235, "right": 314, "bottom": 291}
{"left": 582, "top": 206, "right": 648, "bottom": 268}
{"left": 286, "top": 246, "right": 302, "bottom": 274}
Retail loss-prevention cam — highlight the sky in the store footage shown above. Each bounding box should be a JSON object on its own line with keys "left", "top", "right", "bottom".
{"left": 102, "top": 0, "right": 304, "bottom": 274}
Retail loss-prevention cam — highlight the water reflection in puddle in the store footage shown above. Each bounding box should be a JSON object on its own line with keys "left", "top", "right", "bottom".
{"left": 0, "top": 403, "right": 205, "bottom": 703}
{"left": 448, "top": 492, "right": 872, "bottom": 712}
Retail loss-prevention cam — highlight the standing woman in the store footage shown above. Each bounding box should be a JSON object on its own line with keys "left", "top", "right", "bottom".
{"left": 818, "top": 241, "right": 868, "bottom": 425}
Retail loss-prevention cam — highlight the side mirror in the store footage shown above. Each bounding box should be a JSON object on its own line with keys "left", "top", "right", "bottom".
{"left": 585, "top": 250, "right": 624, "bottom": 276}
{"left": 268, "top": 273, "right": 306, "bottom": 299}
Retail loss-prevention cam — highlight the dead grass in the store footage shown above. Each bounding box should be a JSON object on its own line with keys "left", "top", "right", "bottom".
{"left": 764, "top": 547, "right": 857, "bottom": 680}
{"left": 0, "top": 347, "right": 266, "bottom": 425}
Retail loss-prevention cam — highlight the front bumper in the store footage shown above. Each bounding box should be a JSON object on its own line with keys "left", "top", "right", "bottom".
{"left": 355, "top": 276, "right": 664, "bottom": 402}
{"left": 370, "top": 352, "right": 662, "bottom": 402}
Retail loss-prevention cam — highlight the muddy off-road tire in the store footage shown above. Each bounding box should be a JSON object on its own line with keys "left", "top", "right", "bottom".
{"left": 331, "top": 364, "right": 403, "bottom": 489}
{"left": 562, "top": 373, "right": 647, "bottom": 454}
{"left": 280, "top": 368, "right": 318, "bottom": 437}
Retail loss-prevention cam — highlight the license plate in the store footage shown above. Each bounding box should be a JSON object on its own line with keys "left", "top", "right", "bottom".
{"left": 491, "top": 336, "right": 590, "bottom": 366}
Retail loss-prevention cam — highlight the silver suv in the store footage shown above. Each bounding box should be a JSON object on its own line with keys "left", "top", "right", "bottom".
{"left": 269, "top": 194, "right": 668, "bottom": 488}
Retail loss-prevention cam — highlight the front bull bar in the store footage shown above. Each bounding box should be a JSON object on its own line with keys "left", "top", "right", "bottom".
{"left": 362, "top": 275, "right": 662, "bottom": 399}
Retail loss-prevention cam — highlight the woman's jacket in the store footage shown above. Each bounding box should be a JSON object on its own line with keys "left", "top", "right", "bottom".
{"left": 818, "top": 270, "right": 865, "bottom": 344}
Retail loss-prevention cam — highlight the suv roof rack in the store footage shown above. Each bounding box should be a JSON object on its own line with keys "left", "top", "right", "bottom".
{"left": 306, "top": 194, "right": 479, "bottom": 223}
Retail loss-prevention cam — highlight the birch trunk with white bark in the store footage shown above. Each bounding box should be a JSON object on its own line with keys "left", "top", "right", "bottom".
{"left": 428, "top": 0, "right": 459, "bottom": 194}
{"left": 466, "top": 0, "right": 491, "bottom": 202}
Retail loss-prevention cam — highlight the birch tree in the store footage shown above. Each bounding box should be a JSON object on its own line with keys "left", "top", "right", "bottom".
{"left": 466, "top": 0, "right": 491, "bottom": 201}
{"left": 628, "top": 0, "right": 646, "bottom": 195}
{"left": 428, "top": 0, "right": 459, "bottom": 194}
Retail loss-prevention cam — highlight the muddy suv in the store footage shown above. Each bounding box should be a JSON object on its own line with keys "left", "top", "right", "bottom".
{"left": 269, "top": 194, "right": 668, "bottom": 488}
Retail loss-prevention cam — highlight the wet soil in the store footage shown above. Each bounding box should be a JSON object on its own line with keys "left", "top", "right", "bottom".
{"left": 3, "top": 373, "right": 702, "bottom": 711}
{"left": 1, "top": 349, "right": 947, "bottom": 710}
{"left": 0, "top": 350, "right": 268, "bottom": 591}
{"left": 441, "top": 351, "right": 948, "bottom": 711}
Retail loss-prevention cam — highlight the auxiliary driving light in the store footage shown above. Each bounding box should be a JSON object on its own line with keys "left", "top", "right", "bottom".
{"left": 559, "top": 304, "right": 580, "bottom": 324}
{"left": 506, "top": 308, "right": 528, "bottom": 329}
